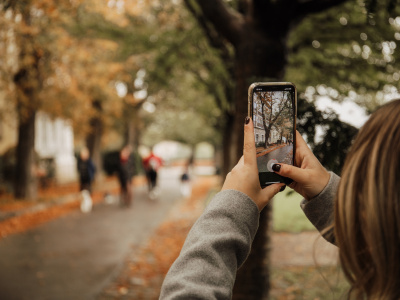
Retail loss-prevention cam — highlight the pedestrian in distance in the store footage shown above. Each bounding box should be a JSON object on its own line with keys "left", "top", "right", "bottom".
{"left": 180, "top": 162, "right": 191, "bottom": 197}
{"left": 117, "top": 145, "right": 135, "bottom": 207}
{"left": 160, "top": 99, "right": 400, "bottom": 300}
{"left": 142, "top": 150, "right": 163, "bottom": 198}
{"left": 77, "top": 147, "right": 96, "bottom": 213}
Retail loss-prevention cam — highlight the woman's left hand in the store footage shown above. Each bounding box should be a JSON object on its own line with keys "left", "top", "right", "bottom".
{"left": 222, "top": 117, "right": 284, "bottom": 211}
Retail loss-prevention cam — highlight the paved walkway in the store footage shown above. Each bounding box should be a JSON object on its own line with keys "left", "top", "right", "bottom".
{"left": 0, "top": 167, "right": 186, "bottom": 300}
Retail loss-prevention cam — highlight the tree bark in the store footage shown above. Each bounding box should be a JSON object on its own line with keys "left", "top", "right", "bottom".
{"left": 231, "top": 34, "right": 286, "bottom": 300}
{"left": 13, "top": 4, "right": 42, "bottom": 200}
{"left": 222, "top": 112, "right": 234, "bottom": 177}
{"left": 233, "top": 206, "right": 272, "bottom": 299}
{"left": 262, "top": 103, "right": 272, "bottom": 148}
{"left": 14, "top": 111, "right": 37, "bottom": 199}
{"left": 230, "top": 26, "right": 287, "bottom": 168}
{"left": 124, "top": 106, "right": 141, "bottom": 152}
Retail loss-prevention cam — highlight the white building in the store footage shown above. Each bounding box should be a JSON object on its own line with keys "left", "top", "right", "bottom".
{"left": 34, "top": 112, "right": 77, "bottom": 184}
{"left": 253, "top": 95, "right": 279, "bottom": 146}
{"left": 0, "top": 102, "right": 77, "bottom": 184}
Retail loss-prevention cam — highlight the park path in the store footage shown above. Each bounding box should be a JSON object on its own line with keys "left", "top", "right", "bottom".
{"left": 0, "top": 166, "right": 187, "bottom": 300}
{"left": 0, "top": 165, "right": 339, "bottom": 300}
{"left": 257, "top": 144, "right": 293, "bottom": 172}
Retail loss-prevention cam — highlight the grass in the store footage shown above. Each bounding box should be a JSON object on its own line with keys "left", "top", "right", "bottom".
{"left": 270, "top": 188, "right": 350, "bottom": 299}
{"left": 270, "top": 265, "right": 350, "bottom": 300}
{"left": 272, "top": 187, "right": 316, "bottom": 233}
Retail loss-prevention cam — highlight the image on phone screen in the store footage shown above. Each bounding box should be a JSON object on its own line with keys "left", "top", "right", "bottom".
{"left": 250, "top": 84, "right": 296, "bottom": 186}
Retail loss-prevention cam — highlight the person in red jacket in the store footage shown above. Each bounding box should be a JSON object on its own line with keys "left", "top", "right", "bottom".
{"left": 142, "top": 151, "right": 162, "bottom": 193}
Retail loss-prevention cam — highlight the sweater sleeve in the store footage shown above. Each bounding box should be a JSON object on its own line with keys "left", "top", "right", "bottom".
{"left": 300, "top": 171, "right": 341, "bottom": 244}
{"left": 159, "top": 189, "right": 260, "bottom": 300}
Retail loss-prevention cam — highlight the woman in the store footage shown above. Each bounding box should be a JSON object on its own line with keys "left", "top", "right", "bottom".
{"left": 160, "top": 99, "right": 400, "bottom": 299}
{"left": 77, "top": 147, "right": 96, "bottom": 193}
{"left": 118, "top": 145, "right": 135, "bottom": 207}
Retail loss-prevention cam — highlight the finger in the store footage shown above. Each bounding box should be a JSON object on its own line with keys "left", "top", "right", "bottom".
{"left": 243, "top": 117, "right": 257, "bottom": 166}
{"left": 272, "top": 163, "right": 308, "bottom": 184}
{"left": 295, "top": 130, "right": 307, "bottom": 146}
{"left": 295, "top": 131, "right": 313, "bottom": 155}
{"left": 261, "top": 183, "right": 285, "bottom": 200}
{"left": 288, "top": 131, "right": 311, "bottom": 168}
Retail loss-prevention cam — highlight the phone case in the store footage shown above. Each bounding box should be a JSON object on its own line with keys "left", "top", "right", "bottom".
{"left": 248, "top": 82, "right": 297, "bottom": 187}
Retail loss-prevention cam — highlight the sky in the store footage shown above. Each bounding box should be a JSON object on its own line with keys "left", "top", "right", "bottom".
{"left": 315, "top": 96, "right": 369, "bottom": 128}
{"left": 312, "top": 96, "right": 369, "bottom": 144}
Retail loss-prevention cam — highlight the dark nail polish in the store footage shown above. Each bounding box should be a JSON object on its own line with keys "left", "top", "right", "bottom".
{"left": 279, "top": 185, "right": 286, "bottom": 192}
{"left": 245, "top": 116, "right": 250, "bottom": 124}
{"left": 272, "top": 164, "right": 281, "bottom": 172}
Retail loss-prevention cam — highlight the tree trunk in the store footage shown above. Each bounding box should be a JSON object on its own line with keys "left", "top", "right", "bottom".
{"left": 86, "top": 100, "right": 103, "bottom": 175}
{"left": 213, "top": 143, "right": 223, "bottom": 176}
{"left": 14, "top": 111, "right": 37, "bottom": 199}
{"left": 264, "top": 127, "right": 271, "bottom": 149}
{"left": 263, "top": 102, "right": 274, "bottom": 148}
{"left": 231, "top": 32, "right": 287, "bottom": 300}
{"left": 125, "top": 107, "right": 141, "bottom": 152}
{"left": 229, "top": 30, "right": 287, "bottom": 169}
{"left": 221, "top": 112, "right": 234, "bottom": 177}
{"left": 233, "top": 205, "right": 272, "bottom": 299}
{"left": 13, "top": 4, "right": 42, "bottom": 200}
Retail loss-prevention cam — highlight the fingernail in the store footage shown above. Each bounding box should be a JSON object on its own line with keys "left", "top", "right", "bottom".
{"left": 279, "top": 185, "right": 286, "bottom": 192}
{"left": 245, "top": 116, "right": 250, "bottom": 124}
{"left": 272, "top": 164, "right": 281, "bottom": 172}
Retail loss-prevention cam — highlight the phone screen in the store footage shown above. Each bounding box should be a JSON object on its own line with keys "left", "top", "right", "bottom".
{"left": 249, "top": 83, "right": 296, "bottom": 187}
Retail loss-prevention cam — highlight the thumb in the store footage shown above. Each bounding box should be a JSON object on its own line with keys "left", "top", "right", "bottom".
{"left": 272, "top": 163, "right": 308, "bottom": 184}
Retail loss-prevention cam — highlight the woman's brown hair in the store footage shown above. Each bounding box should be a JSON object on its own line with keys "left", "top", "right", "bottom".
{"left": 334, "top": 99, "right": 400, "bottom": 299}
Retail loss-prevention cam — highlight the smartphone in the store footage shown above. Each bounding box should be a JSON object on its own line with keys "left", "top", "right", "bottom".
{"left": 248, "top": 82, "right": 297, "bottom": 188}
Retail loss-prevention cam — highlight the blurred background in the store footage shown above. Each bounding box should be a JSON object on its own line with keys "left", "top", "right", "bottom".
{"left": 0, "top": 0, "right": 399, "bottom": 299}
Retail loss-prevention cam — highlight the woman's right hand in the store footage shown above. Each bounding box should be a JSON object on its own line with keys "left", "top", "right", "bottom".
{"left": 272, "top": 131, "right": 330, "bottom": 200}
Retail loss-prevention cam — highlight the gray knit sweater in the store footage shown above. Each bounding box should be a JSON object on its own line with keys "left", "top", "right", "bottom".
{"left": 160, "top": 172, "right": 340, "bottom": 299}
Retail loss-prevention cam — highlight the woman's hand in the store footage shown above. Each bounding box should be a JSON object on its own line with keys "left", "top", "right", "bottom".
{"left": 272, "top": 131, "right": 330, "bottom": 200}
{"left": 222, "top": 117, "right": 284, "bottom": 211}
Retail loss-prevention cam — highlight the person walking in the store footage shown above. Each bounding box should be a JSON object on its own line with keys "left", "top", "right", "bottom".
{"left": 142, "top": 150, "right": 162, "bottom": 196}
{"left": 180, "top": 162, "right": 191, "bottom": 197}
{"left": 77, "top": 147, "right": 96, "bottom": 213}
{"left": 117, "top": 145, "right": 135, "bottom": 207}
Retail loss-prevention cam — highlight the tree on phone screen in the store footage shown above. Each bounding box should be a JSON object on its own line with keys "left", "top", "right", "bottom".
{"left": 255, "top": 91, "right": 293, "bottom": 149}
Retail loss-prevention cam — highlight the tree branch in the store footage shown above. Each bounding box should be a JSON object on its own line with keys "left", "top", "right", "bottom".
{"left": 192, "top": 0, "right": 245, "bottom": 46}
{"left": 295, "top": 0, "right": 350, "bottom": 17}
{"left": 184, "top": 0, "right": 231, "bottom": 60}
{"left": 238, "top": 0, "right": 253, "bottom": 18}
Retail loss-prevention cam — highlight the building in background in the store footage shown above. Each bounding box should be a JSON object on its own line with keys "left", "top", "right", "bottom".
{"left": 252, "top": 95, "right": 279, "bottom": 146}
{"left": 34, "top": 112, "right": 77, "bottom": 184}
{"left": 253, "top": 97, "right": 265, "bottom": 146}
{"left": 0, "top": 102, "right": 77, "bottom": 186}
